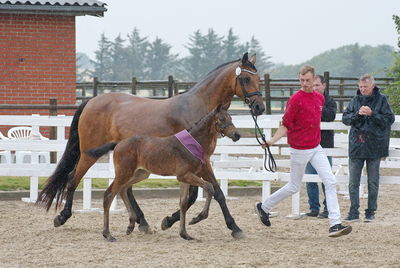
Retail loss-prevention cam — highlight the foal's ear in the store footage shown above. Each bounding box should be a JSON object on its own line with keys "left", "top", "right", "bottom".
{"left": 241, "top": 52, "right": 249, "bottom": 65}
{"left": 250, "top": 53, "right": 257, "bottom": 65}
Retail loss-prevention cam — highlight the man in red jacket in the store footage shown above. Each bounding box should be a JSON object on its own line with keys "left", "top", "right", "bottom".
{"left": 255, "top": 65, "right": 352, "bottom": 237}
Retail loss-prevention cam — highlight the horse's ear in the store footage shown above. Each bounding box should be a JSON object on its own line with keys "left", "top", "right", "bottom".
{"left": 250, "top": 53, "right": 257, "bottom": 65}
{"left": 241, "top": 52, "right": 249, "bottom": 65}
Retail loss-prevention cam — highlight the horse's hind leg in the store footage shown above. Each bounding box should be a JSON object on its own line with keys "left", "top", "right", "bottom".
{"left": 103, "top": 178, "right": 124, "bottom": 242}
{"left": 161, "top": 185, "right": 198, "bottom": 231}
{"left": 126, "top": 187, "right": 151, "bottom": 234}
{"left": 54, "top": 154, "right": 97, "bottom": 227}
{"left": 119, "top": 185, "right": 138, "bottom": 235}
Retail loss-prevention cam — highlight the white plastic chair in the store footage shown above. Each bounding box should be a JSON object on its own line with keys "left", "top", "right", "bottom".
{"left": 0, "top": 131, "right": 12, "bottom": 163}
{"left": 7, "top": 127, "right": 50, "bottom": 164}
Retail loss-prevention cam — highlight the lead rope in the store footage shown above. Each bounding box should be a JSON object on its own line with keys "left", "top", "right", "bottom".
{"left": 249, "top": 102, "right": 277, "bottom": 172}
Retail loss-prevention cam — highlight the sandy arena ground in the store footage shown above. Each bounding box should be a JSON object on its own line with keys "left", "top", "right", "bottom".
{"left": 1, "top": 185, "right": 400, "bottom": 268}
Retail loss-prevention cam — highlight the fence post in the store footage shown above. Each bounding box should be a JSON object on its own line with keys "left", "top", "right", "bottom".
{"left": 93, "top": 77, "right": 99, "bottom": 97}
{"left": 264, "top": 74, "right": 271, "bottom": 114}
{"left": 168, "top": 75, "right": 174, "bottom": 98}
{"left": 324, "top": 71, "right": 330, "bottom": 95}
{"left": 131, "top": 77, "right": 137, "bottom": 95}
{"left": 49, "top": 98, "right": 57, "bottom": 163}
{"left": 339, "top": 78, "right": 345, "bottom": 112}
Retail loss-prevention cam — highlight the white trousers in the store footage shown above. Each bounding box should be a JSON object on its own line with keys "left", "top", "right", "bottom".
{"left": 262, "top": 145, "right": 341, "bottom": 227}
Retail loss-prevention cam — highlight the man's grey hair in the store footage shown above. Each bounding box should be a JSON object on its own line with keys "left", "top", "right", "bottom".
{"left": 359, "top": 74, "right": 375, "bottom": 85}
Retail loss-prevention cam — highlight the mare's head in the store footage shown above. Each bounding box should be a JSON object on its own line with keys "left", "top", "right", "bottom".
{"left": 232, "top": 53, "right": 265, "bottom": 115}
{"left": 215, "top": 104, "right": 240, "bottom": 142}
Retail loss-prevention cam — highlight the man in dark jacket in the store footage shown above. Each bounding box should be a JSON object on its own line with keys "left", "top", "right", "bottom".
{"left": 342, "top": 74, "right": 395, "bottom": 222}
{"left": 305, "top": 75, "right": 337, "bottom": 218}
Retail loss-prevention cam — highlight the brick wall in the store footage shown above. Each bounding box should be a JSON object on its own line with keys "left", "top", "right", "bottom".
{"left": 0, "top": 14, "right": 76, "bottom": 116}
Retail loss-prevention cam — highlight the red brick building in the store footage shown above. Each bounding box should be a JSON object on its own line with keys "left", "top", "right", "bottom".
{"left": 0, "top": 0, "right": 106, "bottom": 115}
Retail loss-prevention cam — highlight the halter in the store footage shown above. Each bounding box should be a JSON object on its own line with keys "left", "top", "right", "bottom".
{"left": 235, "top": 66, "right": 262, "bottom": 105}
{"left": 235, "top": 66, "right": 277, "bottom": 172}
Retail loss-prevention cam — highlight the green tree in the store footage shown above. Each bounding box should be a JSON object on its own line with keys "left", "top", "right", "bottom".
{"left": 385, "top": 15, "right": 400, "bottom": 115}
{"left": 346, "top": 43, "right": 367, "bottom": 77}
{"left": 222, "top": 28, "right": 242, "bottom": 62}
{"left": 126, "top": 28, "right": 149, "bottom": 79}
{"left": 92, "top": 33, "right": 113, "bottom": 80}
{"left": 182, "top": 30, "right": 205, "bottom": 81}
{"left": 247, "top": 36, "right": 273, "bottom": 74}
{"left": 110, "top": 34, "right": 129, "bottom": 80}
{"left": 146, "top": 37, "right": 178, "bottom": 80}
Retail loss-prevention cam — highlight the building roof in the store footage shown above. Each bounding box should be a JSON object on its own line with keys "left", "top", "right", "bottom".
{"left": 0, "top": 0, "right": 107, "bottom": 17}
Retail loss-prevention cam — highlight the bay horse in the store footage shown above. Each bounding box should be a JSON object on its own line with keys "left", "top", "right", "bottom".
{"left": 36, "top": 52, "right": 264, "bottom": 239}
{"left": 86, "top": 105, "right": 240, "bottom": 241}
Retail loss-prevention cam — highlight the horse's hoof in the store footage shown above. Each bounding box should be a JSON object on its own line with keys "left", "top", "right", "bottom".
{"left": 103, "top": 233, "right": 116, "bottom": 242}
{"left": 189, "top": 217, "right": 201, "bottom": 225}
{"left": 138, "top": 224, "right": 152, "bottom": 234}
{"left": 105, "top": 236, "right": 116, "bottom": 242}
{"left": 232, "top": 230, "right": 246, "bottom": 240}
{"left": 180, "top": 233, "right": 194, "bottom": 240}
{"left": 126, "top": 226, "right": 135, "bottom": 235}
{"left": 53, "top": 215, "right": 65, "bottom": 227}
{"left": 161, "top": 217, "right": 171, "bottom": 231}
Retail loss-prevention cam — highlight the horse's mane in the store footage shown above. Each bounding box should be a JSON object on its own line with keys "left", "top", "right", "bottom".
{"left": 186, "top": 108, "right": 217, "bottom": 133}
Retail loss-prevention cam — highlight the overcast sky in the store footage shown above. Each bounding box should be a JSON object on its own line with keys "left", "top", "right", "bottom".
{"left": 76, "top": 0, "right": 399, "bottom": 65}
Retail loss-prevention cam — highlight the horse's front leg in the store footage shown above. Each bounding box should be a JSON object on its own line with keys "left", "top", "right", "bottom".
{"left": 178, "top": 182, "right": 194, "bottom": 240}
{"left": 189, "top": 190, "right": 212, "bottom": 225}
{"left": 161, "top": 185, "right": 198, "bottom": 231}
{"left": 200, "top": 163, "right": 244, "bottom": 239}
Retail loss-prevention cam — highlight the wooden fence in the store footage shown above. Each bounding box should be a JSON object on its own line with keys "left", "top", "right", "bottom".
{"left": 0, "top": 73, "right": 394, "bottom": 116}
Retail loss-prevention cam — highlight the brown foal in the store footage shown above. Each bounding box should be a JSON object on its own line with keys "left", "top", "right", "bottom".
{"left": 86, "top": 105, "right": 240, "bottom": 241}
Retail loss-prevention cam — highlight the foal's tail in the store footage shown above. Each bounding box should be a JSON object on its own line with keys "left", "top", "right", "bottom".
{"left": 85, "top": 142, "right": 117, "bottom": 158}
{"left": 36, "top": 100, "right": 89, "bottom": 211}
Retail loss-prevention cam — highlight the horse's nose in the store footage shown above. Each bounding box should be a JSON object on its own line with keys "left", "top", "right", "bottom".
{"left": 253, "top": 103, "right": 265, "bottom": 115}
{"left": 233, "top": 132, "right": 241, "bottom": 141}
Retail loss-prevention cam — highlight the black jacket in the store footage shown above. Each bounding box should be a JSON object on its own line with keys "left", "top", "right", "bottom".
{"left": 342, "top": 87, "right": 395, "bottom": 158}
{"left": 320, "top": 94, "right": 337, "bottom": 148}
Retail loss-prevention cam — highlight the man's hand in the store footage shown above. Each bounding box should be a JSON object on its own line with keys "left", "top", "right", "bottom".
{"left": 358, "top": 106, "right": 372, "bottom": 116}
{"left": 261, "top": 141, "right": 273, "bottom": 149}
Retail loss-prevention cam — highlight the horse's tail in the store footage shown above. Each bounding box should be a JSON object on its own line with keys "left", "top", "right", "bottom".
{"left": 36, "top": 100, "right": 89, "bottom": 211}
{"left": 85, "top": 142, "right": 117, "bottom": 158}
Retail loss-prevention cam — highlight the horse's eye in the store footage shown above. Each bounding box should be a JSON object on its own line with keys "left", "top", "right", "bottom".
{"left": 244, "top": 77, "right": 251, "bottom": 84}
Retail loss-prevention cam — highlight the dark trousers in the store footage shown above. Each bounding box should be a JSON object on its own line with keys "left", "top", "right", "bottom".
{"left": 348, "top": 157, "right": 381, "bottom": 216}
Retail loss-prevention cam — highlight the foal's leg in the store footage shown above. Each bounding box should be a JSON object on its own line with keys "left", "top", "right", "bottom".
{"left": 119, "top": 185, "right": 138, "bottom": 235}
{"left": 189, "top": 191, "right": 212, "bottom": 225}
{"left": 126, "top": 187, "right": 151, "bottom": 234}
{"left": 160, "top": 185, "right": 198, "bottom": 231}
{"left": 179, "top": 182, "right": 192, "bottom": 240}
{"left": 177, "top": 173, "right": 214, "bottom": 240}
{"left": 54, "top": 154, "right": 98, "bottom": 227}
{"left": 125, "top": 170, "right": 152, "bottom": 234}
{"left": 103, "top": 178, "right": 125, "bottom": 242}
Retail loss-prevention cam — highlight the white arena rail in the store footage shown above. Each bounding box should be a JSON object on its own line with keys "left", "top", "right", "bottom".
{"left": 0, "top": 114, "right": 399, "bottom": 216}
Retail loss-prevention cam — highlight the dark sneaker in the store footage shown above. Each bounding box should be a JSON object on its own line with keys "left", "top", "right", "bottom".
{"left": 328, "top": 224, "right": 352, "bottom": 238}
{"left": 364, "top": 214, "right": 375, "bottom": 222}
{"left": 343, "top": 214, "right": 360, "bottom": 222}
{"left": 255, "top": 202, "right": 271, "bottom": 226}
{"left": 318, "top": 211, "right": 329, "bottom": 219}
{"left": 306, "top": 210, "right": 319, "bottom": 217}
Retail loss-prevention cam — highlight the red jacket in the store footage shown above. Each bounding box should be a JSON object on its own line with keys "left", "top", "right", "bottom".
{"left": 282, "top": 89, "right": 324, "bottom": 150}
